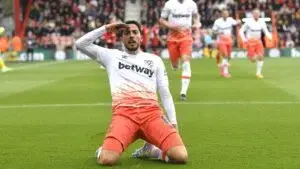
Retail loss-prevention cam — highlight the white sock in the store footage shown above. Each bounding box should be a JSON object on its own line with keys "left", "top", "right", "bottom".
{"left": 222, "top": 58, "right": 229, "bottom": 66}
{"left": 222, "top": 58, "right": 229, "bottom": 74}
{"left": 256, "top": 60, "right": 264, "bottom": 75}
{"left": 180, "top": 61, "right": 191, "bottom": 95}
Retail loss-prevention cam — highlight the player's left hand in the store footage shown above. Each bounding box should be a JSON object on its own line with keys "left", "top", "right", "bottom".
{"left": 105, "top": 23, "right": 129, "bottom": 33}
{"left": 192, "top": 23, "right": 201, "bottom": 29}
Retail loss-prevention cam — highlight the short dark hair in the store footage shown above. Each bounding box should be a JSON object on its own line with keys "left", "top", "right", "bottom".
{"left": 125, "top": 20, "right": 142, "bottom": 34}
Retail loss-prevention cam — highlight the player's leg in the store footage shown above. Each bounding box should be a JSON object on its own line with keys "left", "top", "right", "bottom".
{"left": 96, "top": 114, "right": 139, "bottom": 165}
{"left": 0, "top": 52, "right": 12, "bottom": 72}
{"left": 218, "top": 43, "right": 231, "bottom": 78}
{"left": 247, "top": 42, "right": 256, "bottom": 63}
{"left": 96, "top": 139, "right": 121, "bottom": 165}
{"left": 141, "top": 116, "right": 188, "bottom": 164}
{"left": 0, "top": 54, "right": 6, "bottom": 69}
{"left": 26, "top": 49, "right": 30, "bottom": 62}
{"left": 225, "top": 43, "right": 233, "bottom": 76}
{"left": 216, "top": 51, "right": 221, "bottom": 66}
{"left": 132, "top": 115, "right": 170, "bottom": 158}
{"left": 167, "top": 41, "right": 180, "bottom": 70}
{"left": 178, "top": 40, "right": 193, "bottom": 100}
{"left": 255, "top": 41, "right": 265, "bottom": 79}
{"left": 30, "top": 49, "right": 34, "bottom": 62}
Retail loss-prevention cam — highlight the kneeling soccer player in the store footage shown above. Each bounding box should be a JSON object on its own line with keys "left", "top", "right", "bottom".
{"left": 76, "top": 20, "right": 188, "bottom": 165}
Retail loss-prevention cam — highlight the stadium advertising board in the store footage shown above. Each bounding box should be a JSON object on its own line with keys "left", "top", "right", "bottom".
{"left": 7, "top": 48, "right": 300, "bottom": 62}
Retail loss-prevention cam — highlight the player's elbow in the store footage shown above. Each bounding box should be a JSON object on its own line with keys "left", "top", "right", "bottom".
{"left": 159, "top": 88, "right": 172, "bottom": 100}
{"left": 75, "top": 40, "right": 83, "bottom": 50}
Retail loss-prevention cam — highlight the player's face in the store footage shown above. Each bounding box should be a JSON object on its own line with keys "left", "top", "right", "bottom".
{"left": 253, "top": 10, "right": 260, "bottom": 19}
{"left": 122, "top": 24, "right": 141, "bottom": 51}
{"left": 222, "top": 10, "right": 229, "bottom": 18}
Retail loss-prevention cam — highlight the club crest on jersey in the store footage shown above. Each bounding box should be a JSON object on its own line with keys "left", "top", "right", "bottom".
{"left": 122, "top": 55, "right": 128, "bottom": 59}
{"left": 144, "top": 60, "right": 153, "bottom": 68}
{"left": 118, "top": 62, "right": 154, "bottom": 78}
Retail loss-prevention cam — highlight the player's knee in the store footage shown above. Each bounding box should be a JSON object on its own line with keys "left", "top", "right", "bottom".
{"left": 181, "top": 54, "right": 191, "bottom": 62}
{"left": 167, "top": 146, "right": 188, "bottom": 164}
{"left": 173, "top": 150, "right": 188, "bottom": 164}
{"left": 257, "top": 55, "right": 264, "bottom": 61}
{"left": 97, "top": 150, "right": 120, "bottom": 166}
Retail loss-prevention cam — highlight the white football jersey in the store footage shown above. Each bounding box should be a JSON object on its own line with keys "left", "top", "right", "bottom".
{"left": 161, "top": 0, "right": 198, "bottom": 28}
{"left": 75, "top": 26, "right": 177, "bottom": 124}
{"left": 212, "top": 17, "right": 237, "bottom": 37}
{"left": 239, "top": 18, "right": 272, "bottom": 41}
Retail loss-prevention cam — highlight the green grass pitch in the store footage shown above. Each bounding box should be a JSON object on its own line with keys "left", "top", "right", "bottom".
{"left": 1, "top": 58, "right": 300, "bottom": 169}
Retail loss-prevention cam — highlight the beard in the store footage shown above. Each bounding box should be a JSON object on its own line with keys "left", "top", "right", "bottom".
{"left": 124, "top": 43, "right": 140, "bottom": 51}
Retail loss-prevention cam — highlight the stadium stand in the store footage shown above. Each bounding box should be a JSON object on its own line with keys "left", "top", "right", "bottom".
{"left": 23, "top": 0, "right": 300, "bottom": 52}
{"left": 26, "top": 0, "right": 125, "bottom": 49}
{"left": 140, "top": 0, "right": 300, "bottom": 50}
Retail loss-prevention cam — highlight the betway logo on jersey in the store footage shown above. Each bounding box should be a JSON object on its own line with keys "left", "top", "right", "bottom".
{"left": 172, "top": 14, "right": 190, "bottom": 18}
{"left": 118, "top": 62, "right": 154, "bottom": 78}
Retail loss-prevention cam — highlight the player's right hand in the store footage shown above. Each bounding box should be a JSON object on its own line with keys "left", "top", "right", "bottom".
{"left": 105, "top": 23, "right": 129, "bottom": 33}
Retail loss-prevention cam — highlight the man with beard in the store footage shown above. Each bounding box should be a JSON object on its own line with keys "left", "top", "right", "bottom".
{"left": 75, "top": 20, "right": 187, "bottom": 165}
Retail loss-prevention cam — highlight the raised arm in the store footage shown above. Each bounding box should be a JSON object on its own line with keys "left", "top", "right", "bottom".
{"left": 75, "top": 23, "right": 127, "bottom": 66}
{"left": 156, "top": 58, "right": 178, "bottom": 127}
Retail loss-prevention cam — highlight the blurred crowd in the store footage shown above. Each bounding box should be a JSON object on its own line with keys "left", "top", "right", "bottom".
{"left": 25, "top": 0, "right": 125, "bottom": 50}
{"left": 141, "top": 0, "right": 300, "bottom": 53}
{"left": 2, "top": 0, "right": 298, "bottom": 58}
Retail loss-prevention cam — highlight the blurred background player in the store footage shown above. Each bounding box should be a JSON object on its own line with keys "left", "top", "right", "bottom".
{"left": 212, "top": 9, "right": 240, "bottom": 78}
{"left": 202, "top": 29, "right": 218, "bottom": 59}
{"left": 25, "top": 31, "right": 36, "bottom": 62}
{"left": 0, "top": 27, "right": 12, "bottom": 72}
{"left": 159, "top": 0, "right": 200, "bottom": 101}
{"left": 11, "top": 32, "right": 22, "bottom": 61}
{"left": 239, "top": 9, "right": 272, "bottom": 79}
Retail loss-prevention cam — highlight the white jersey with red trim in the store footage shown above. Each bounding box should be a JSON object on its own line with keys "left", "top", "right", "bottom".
{"left": 75, "top": 26, "right": 177, "bottom": 124}
{"left": 239, "top": 18, "right": 272, "bottom": 42}
{"left": 161, "top": 0, "right": 198, "bottom": 28}
{"left": 212, "top": 17, "right": 237, "bottom": 37}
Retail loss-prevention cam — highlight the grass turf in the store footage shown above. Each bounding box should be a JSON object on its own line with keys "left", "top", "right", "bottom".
{"left": 1, "top": 58, "right": 300, "bottom": 169}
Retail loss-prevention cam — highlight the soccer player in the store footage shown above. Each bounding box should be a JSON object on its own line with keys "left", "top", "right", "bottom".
{"left": 75, "top": 20, "right": 188, "bottom": 165}
{"left": 212, "top": 9, "right": 240, "bottom": 78}
{"left": 11, "top": 33, "right": 22, "bottom": 61}
{"left": 159, "top": 0, "right": 201, "bottom": 100}
{"left": 239, "top": 9, "right": 272, "bottom": 79}
{"left": 0, "top": 27, "right": 12, "bottom": 73}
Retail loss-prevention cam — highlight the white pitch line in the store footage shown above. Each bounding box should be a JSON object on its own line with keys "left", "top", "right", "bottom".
{"left": 0, "top": 101, "right": 300, "bottom": 109}
{"left": 12, "top": 61, "right": 68, "bottom": 71}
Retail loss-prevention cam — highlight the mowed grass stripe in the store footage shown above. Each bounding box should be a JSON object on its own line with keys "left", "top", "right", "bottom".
{"left": 1, "top": 101, "right": 300, "bottom": 109}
